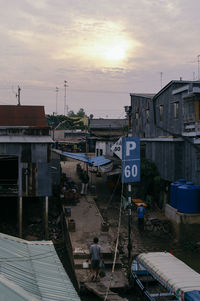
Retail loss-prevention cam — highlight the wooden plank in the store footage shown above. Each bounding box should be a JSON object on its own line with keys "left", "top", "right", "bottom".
{"left": 84, "top": 282, "right": 128, "bottom": 301}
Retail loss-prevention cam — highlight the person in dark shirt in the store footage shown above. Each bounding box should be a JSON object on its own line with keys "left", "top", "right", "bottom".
{"left": 80, "top": 171, "right": 89, "bottom": 195}
{"left": 137, "top": 204, "right": 146, "bottom": 232}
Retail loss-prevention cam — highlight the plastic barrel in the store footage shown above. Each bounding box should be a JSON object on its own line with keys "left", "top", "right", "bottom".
{"left": 177, "top": 182, "right": 200, "bottom": 213}
{"left": 170, "top": 179, "right": 186, "bottom": 208}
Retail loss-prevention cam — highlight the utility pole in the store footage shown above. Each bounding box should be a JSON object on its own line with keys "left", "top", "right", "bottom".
{"left": 55, "top": 87, "right": 59, "bottom": 115}
{"left": 197, "top": 55, "right": 200, "bottom": 80}
{"left": 16, "top": 86, "right": 21, "bottom": 106}
{"left": 64, "top": 80, "right": 68, "bottom": 115}
{"left": 127, "top": 183, "right": 132, "bottom": 261}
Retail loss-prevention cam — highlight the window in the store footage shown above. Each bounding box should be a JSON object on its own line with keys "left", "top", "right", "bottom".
{"left": 159, "top": 105, "right": 163, "bottom": 122}
{"left": 135, "top": 112, "right": 139, "bottom": 120}
{"left": 174, "top": 102, "right": 179, "bottom": 119}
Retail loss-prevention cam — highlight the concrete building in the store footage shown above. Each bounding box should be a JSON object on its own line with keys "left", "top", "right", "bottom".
{"left": 89, "top": 118, "right": 128, "bottom": 156}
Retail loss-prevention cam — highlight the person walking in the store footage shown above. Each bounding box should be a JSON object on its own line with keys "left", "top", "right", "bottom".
{"left": 137, "top": 203, "right": 146, "bottom": 232}
{"left": 81, "top": 171, "right": 89, "bottom": 195}
{"left": 89, "top": 237, "right": 103, "bottom": 281}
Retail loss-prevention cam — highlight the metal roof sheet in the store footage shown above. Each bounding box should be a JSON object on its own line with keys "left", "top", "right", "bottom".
{"left": 0, "top": 233, "right": 81, "bottom": 301}
{"left": 0, "top": 105, "right": 47, "bottom": 127}
{"left": 0, "top": 136, "right": 53, "bottom": 143}
{"left": 89, "top": 119, "right": 128, "bottom": 129}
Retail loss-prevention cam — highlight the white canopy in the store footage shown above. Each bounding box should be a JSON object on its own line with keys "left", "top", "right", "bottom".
{"left": 137, "top": 252, "right": 200, "bottom": 299}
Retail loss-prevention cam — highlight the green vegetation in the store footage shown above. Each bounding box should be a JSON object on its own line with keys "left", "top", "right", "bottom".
{"left": 133, "top": 158, "right": 166, "bottom": 208}
{"left": 46, "top": 108, "right": 88, "bottom": 130}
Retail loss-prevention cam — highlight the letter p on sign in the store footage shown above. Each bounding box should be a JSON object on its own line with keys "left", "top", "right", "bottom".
{"left": 126, "top": 141, "right": 136, "bottom": 156}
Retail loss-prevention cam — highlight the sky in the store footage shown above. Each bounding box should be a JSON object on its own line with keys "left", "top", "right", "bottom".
{"left": 0, "top": 0, "right": 200, "bottom": 118}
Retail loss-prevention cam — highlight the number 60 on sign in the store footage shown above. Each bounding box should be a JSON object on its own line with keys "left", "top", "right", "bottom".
{"left": 122, "top": 160, "right": 140, "bottom": 183}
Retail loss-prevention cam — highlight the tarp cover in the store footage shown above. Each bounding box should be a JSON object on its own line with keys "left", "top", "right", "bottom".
{"left": 185, "top": 291, "right": 200, "bottom": 301}
{"left": 62, "top": 152, "right": 111, "bottom": 167}
{"left": 137, "top": 252, "right": 200, "bottom": 299}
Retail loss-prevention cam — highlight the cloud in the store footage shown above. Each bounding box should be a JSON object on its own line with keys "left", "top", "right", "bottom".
{"left": 0, "top": 0, "right": 200, "bottom": 116}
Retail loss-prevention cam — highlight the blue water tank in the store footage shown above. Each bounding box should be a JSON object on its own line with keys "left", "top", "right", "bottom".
{"left": 177, "top": 182, "right": 200, "bottom": 213}
{"left": 170, "top": 179, "right": 186, "bottom": 208}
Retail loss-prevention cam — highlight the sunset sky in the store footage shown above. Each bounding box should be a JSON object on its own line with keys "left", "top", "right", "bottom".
{"left": 0, "top": 0, "right": 200, "bottom": 117}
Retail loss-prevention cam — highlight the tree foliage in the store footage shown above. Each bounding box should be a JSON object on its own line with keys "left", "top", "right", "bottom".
{"left": 77, "top": 108, "right": 85, "bottom": 117}
{"left": 46, "top": 114, "right": 86, "bottom": 130}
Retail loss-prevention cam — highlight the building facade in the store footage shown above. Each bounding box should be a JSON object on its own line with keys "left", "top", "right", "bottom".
{"left": 89, "top": 118, "right": 128, "bottom": 157}
{"left": 130, "top": 81, "right": 200, "bottom": 185}
{"left": 0, "top": 105, "right": 53, "bottom": 238}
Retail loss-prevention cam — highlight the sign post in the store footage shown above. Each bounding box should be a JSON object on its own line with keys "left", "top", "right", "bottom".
{"left": 121, "top": 137, "right": 140, "bottom": 261}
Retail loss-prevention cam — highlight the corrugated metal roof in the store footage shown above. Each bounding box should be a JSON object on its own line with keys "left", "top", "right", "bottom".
{"left": 0, "top": 136, "right": 53, "bottom": 143}
{"left": 130, "top": 93, "right": 155, "bottom": 99}
{"left": 89, "top": 119, "right": 128, "bottom": 129}
{"left": 0, "top": 233, "right": 81, "bottom": 301}
{"left": 0, "top": 105, "right": 47, "bottom": 127}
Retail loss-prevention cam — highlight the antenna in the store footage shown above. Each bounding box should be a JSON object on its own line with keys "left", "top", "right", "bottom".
{"left": 55, "top": 87, "right": 59, "bottom": 115}
{"left": 197, "top": 54, "right": 200, "bottom": 80}
{"left": 64, "top": 80, "right": 68, "bottom": 115}
{"left": 16, "top": 86, "right": 21, "bottom": 106}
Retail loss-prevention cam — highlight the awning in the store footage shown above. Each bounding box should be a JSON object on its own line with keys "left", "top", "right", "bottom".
{"left": 136, "top": 252, "right": 200, "bottom": 298}
{"left": 61, "top": 151, "right": 111, "bottom": 167}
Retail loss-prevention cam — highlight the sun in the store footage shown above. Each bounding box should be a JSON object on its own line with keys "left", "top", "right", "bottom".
{"left": 98, "top": 41, "right": 128, "bottom": 62}
{"left": 89, "top": 37, "right": 134, "bottom": 66}
{"left": 52, "top": 20, "right": 141, "bottom": 67}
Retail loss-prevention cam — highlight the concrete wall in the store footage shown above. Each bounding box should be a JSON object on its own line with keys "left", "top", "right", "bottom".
{"left": 0, "top": 143, "right": 52, "bottom": 197}
{"left": 96, "top": 140, "right": 114, "bottom": 157}
{"left": 165, "top": 204, "right": 200, "bottom": 242}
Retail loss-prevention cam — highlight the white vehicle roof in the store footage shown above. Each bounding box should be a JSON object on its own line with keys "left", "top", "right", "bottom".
{"left": 137, "top": 252, "right": 200, "bottom": 299}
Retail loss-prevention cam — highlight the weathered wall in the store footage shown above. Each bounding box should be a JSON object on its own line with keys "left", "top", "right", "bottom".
{"left": 130, "top": 82, "right": 200, "bottom": 185}
{"left": 0, "top": 143, "right": 52, "bottom": 196}
{"left": 96, "top": 140, "right": 114, "bottom": 157}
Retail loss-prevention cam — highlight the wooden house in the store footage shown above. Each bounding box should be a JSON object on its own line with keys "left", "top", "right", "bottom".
{"left": 130, "top": 80, "right": 200, "bottom": 185}
{"left": 0, "top": 105, "right": 53, "bottom": 238}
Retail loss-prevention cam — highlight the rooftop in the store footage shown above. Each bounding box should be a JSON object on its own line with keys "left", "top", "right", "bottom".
{"left": 0, "top": 233, "right": 81, "bottom": 301}
{"left": 90, "top": 118, "right": 128, "bottom": 129}
{"left": 0, "top": 105, "right": 47, "bottom": 127}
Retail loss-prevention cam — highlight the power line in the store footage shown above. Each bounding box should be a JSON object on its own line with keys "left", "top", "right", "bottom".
{"left": 0, "top": 85, "right": 130, "bottom": 95}
{"left": 197, "top": 54, "right": 200, "bottom": 80}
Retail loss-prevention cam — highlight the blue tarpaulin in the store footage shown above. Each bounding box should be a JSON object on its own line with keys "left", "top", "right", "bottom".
{"left": 62, "top": 152, "right": 111, "bottom": 167}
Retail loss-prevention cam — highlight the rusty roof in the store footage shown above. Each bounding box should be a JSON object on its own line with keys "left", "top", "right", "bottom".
{"left": 0, "top": 105, "right": 47, "bottom": 127}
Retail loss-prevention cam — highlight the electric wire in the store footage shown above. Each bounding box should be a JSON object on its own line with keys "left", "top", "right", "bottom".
{"left": 106, "top": 174, "right": 121, "bottom": 208}
{"left": 104, "top": 178, "right": 124, "bottom": 301}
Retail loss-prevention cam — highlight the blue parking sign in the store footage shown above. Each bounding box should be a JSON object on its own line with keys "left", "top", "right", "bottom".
{"left": 121, "top": 137, "right": 140, "bottom": 183}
